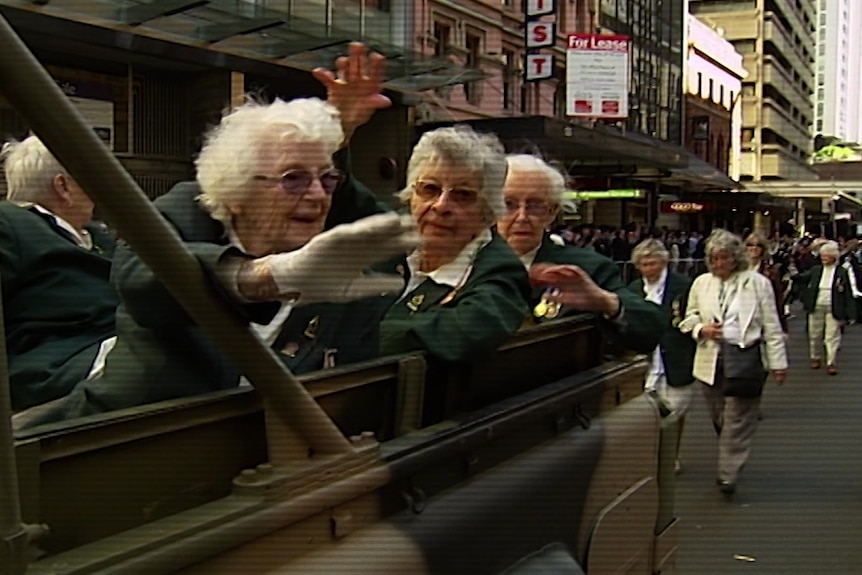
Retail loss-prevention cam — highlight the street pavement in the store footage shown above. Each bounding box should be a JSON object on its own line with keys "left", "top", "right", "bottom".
{"left": 674, "top": 307, "right": 862, "bottom": 574}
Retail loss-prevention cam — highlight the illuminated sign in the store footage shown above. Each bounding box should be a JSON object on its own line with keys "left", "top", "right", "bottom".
{"left": 660, "top": 201, "right": 714, "bottom": 213}
{"left": 563, "top": 189, "right": 644, "bottom": 200}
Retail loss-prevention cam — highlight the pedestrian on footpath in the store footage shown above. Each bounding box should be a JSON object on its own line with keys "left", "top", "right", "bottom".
{"left": 680, "top": 229, "right": 788, "bottom": 496}
{"left": 629, "top": 239, "right": 696, "bottom": 474}
{"left": 797, "top": 240, "right": 857, "bottom": 375}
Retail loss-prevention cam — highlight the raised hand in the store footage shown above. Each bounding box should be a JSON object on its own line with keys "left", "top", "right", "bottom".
{"left": 312, "top": 42, "right": 392, "bottom": 144}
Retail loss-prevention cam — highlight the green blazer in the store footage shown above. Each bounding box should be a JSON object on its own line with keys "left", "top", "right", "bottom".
{"left": 799, "top": 265, "right": 857, "bottom": 321}
{"left": 628, "top": 270, "right": 696, "bottom": 388}
{"left": 532, "top": 237, "right": 665, "bottom": 354}
{"left": 43, "top": 175, "right": 389, "bottom": 418}
{"left": 378, "top": 233, "right": 531, "bottom": 363}
{"left": 0, "top": 201, "right": 118, "bottom": 410}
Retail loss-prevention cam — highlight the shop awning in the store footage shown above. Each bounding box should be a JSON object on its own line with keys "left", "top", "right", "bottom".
{"left": 418, "top": 116, "right": 689, "bottom": 172}
{"left": 0, "top": 0, "right": 482, "bottom": 93}
{"left": 661, "top": 152, "right": 740, "bottom": 192}
{"left": 743, "top": 180, "right": 862, "bottom": 208}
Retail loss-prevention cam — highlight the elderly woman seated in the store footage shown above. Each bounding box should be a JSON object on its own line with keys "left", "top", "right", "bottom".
{"left": 15, "top": 46, "right": 416, "bottom": 425}
{"left": 376, "top": 126, "right": 531, "bottom": 363}
{"left": 496, "top": 154, "right": 663, "bottom": 354}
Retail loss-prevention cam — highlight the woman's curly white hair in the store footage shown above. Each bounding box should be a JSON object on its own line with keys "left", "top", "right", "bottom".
{"left": 195, "top": 97, "right": 343, "bottom": 224}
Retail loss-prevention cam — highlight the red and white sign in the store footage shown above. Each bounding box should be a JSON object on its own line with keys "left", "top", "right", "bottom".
{"left": 526, "top": 21, "right": 555, "bottom": 48}
{"left": 566, "top": 34, "right": 630, "bottom": 119}
{"left": 525, "top": 54, "right": 555, "bottom": 80}
{"left": 526, "top": 0, "right": 556, "bottom": 17}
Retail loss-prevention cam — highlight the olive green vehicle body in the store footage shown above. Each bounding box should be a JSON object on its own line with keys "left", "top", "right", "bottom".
{"left": 0, "top": 14, "right": 679, "bottom": 575}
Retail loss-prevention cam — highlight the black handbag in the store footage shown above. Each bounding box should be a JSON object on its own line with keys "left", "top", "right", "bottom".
{"left": 721, "top": 341, "right": 767, "bottom": 397}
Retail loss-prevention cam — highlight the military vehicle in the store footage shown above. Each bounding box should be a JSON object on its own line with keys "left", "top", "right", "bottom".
{"left": 0, "top": 14, "right": 678, "bottom": 574}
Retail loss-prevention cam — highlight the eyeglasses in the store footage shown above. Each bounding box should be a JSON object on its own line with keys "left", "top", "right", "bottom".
{"left": 413, "top": 181, "right": 479, "bottom": 206}
{"left": 746, "top": 243, "right": 763, "bottom": 248}
{"left": 253, "top": 168, "right": 345, "bottom": 196}
{"left": 504, "top": 199, "right": 551, "bottom": 217}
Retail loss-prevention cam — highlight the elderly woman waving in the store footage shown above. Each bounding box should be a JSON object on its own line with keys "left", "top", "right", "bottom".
{"left": 15, "top": 44, "right": 415, "bottom": 426}
{"left": 497, "top": 154, "right": 664, "bottom": 354}
{"left": 377, "top": 126, "right": 530, "bottom": 363}
{"left": 680, "top": 229, "right": 788, "bottom": 496}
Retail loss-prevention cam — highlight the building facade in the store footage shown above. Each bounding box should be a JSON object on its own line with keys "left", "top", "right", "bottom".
{"left": 685, "top": 14, "right": 746, "bottom": 180}
{"left": 813, "top": 0, "right": 862, "bottom": 143}
{"left": 417, "top": 0, "right": 691, "bottom": 230}
{"left": 689, "top": 0, "right": 818, "bottom": 181}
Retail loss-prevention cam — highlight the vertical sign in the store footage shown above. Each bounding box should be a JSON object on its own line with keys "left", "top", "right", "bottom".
{"left": 523, "top": 0, "right": 556, "bottom": 83}
{"left": 526, "top": 0, "right": 555, "bottom": 16}
{"left": 565, "top": 34, "right": 630, "bottom": 119}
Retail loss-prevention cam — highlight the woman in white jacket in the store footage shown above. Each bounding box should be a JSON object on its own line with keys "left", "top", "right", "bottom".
{"left": 680, "top": 229, "right": 788, "bottom": 496}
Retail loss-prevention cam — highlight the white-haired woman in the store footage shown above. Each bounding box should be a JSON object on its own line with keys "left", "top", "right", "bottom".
{"left": 680, "top": 229, "right": 787, "bottom": 496}
{"left": 0, "top": 135, "right": 118, "bottom": 411}
{"left": 20, "top": 44, "right": 417, "bottom": 422}
{"left": 376, "top": 126, "right": 530, "bottom": 362}
{"left": 629, "top": 239, "right": 696, "bottom": 473}
{"left": 497, "top": 154, "right": 664, "bottom": 354}
{"left": 798, "top": 240, "right": 856, "bottom": 375}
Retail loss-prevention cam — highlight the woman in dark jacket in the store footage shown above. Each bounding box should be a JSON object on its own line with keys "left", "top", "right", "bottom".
{"left": 497, "top": 154, "right": 664, "bottom": 354}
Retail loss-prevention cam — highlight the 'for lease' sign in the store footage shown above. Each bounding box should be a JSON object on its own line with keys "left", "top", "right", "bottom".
{"left": 565, "top": 34, "right": 630, "bottom": 119}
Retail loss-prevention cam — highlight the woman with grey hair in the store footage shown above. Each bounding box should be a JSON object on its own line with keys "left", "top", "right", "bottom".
{"left": 376, "top": 126, "right": 530, "bottom": 362}
{"left": 498, "top": 154, "right": 664, "bottom": 354}
{"left": 680, "top": 229, "right": 787, "bottom": 496}
{"left": 797, "top": 240, "right": 856, "bottom": 374}
{"left": 628, "top": 239, "right": 696, "bottom": 473}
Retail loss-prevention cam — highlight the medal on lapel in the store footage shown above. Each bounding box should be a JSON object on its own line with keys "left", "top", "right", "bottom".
{"left": 533, "top": 288, "right": 561, "bottom": 319}
{"left": 407, "top": 294, "right": 425, "bottom": 312}
{"left": 671, "top": 298, "right": 682, "bottom": 328}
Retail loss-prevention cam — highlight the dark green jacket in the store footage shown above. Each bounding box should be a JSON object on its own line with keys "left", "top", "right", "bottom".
{"left": 378, "top": 233, "right": 530, "bottom": 363}
{"left": 799, "top": 265, "right": 857, "bottom": 321}
{"left": 531, "top": 237, "right": 665, "bottom": 354}
{"left": 48, "top": 174, "right": 388, "bottom": 416}
{"left": 628, "top": 270, "right": 696, "bottom": 388}
{"left": 0, "top": 202, "right": 118, "bottom": 410}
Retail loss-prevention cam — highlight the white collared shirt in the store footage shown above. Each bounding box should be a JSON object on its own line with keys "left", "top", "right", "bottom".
{"left": 644, "top": 267, "right": 668, "bottom": 389}
{"left": 402, "top": 229, "right": 492, "bottom": 297}
{"left": 30, "top": 204, "right": 93, "bottom": 250}
{"left": 719, "top": 275, "right": 743, "bottom": 345}
{"left": 518, "top": 244, "right": 542, "bottom": 270}
{"left": 224, "top": 227, "right": 294, "bottom": 347}
{"left": 817, "top": 264, "right": 836, "bottom": 308}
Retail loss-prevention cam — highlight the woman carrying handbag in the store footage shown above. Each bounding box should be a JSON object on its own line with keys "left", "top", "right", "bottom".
{"left": 679, "top": 229, "right": 788, "bottom": 497}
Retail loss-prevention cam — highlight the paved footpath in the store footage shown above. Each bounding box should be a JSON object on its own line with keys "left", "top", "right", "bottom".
{"left": 674, "top": 310, "right": 862, "bottom": 574}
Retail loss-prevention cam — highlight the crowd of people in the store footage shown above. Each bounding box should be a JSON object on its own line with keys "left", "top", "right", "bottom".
{"left": 0, "top": 42, "right": 854, "bottom": 498}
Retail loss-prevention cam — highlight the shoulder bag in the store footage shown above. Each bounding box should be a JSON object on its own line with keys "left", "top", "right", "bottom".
{"left": 721, "top": 341, "right": 767, "bottom": 397}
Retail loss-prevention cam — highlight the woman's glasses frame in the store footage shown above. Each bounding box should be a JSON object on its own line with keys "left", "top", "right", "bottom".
{"left": 253, "top": 168, "right": 345, "bottom": 197}
{"left": 503, "top": 198, "right": 552, "bottom": 218}
{"left": 412, "top": 181, "right": 480, "bottom": 206}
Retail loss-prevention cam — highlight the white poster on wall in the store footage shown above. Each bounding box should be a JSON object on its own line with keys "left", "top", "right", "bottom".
{"left": 565, "top": 34, "right": 630, "bottom": 119}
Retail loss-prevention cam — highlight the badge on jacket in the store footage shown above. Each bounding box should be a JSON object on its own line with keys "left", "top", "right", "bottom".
{"left": 407, "top": 294, "right": 425, "bottom": 312}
